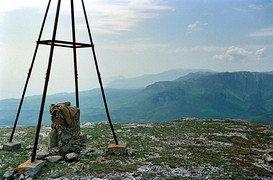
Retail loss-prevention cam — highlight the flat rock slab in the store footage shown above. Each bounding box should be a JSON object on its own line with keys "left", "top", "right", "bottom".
{"left": 25, "top": 145, "right": 33, "bottom": 150}
{"left": 17, "top": 160, "right": 45, "bottom": 176}
{"left": 65, "top": 152, "right": 79, "bottom": 162}
{"left": 36, "top": 150, "right": 50, "bottom": 160}
{"left": 108, "top": 143, "right": 127, "bottom": 155}
{"left": 3, "top": 142, "right": 21, "bottom": 151}
{"left": 3, "top": 170, "right": 14, "bottom": 179}
{"left": 46, "top": 155, "right": 63, "bottom": 162}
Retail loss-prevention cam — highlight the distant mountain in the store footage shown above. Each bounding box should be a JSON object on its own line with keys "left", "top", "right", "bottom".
{"left": 0, "top": 88, "right": 140, "bottom": 127}
{"left": 175, "top": 72, "right": 216, "bottom": 82}
{"left": 106, "top": 69, "right": 214, "bottom": 89}
{"left": 136, "top": 71, "right": 273, "bottom": 124}
{"left": 107, "top": 71, "right": 273, "bottom": 125}
{"left": 104, "top": 76, "right": 126, "bottom": 84}
{"left": 1, "top": 71, "right": 273, "bottom": 127}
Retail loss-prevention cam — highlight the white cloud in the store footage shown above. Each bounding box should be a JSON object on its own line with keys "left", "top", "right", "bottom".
{"left": 234, "top": 2, "right": 273, "bottom": 12}
{"left": 214, "top": 46, "right": 269, "bottom": 61}
{"left": 104, "top": 40, "right": 168, "bottom": 52}
{"left": 0, "top": 0, "right": 47, "bottom": 12}
{"left": 85, "top": 0, "right": 173, "bottom": 34}
{"left": 248, "top": 4, "right": 264, "bottom": 10}
{"left": 255, "top": 48, "right": 266, "bottom": 60}
{"left": 0, "top": 0, "right": 173, "bottom": 34}
{"left": 169, "top": 46, "right": 226, "bottom": 53}
{"left": 255, "top": 48, "right": 265, "bottom": 55}
{"left": 187, "top": 21, "right": 208, "bottom": 33}
{"left": 214, "top": 46, "right": 253, "bottom": 61}
{"left": 187, "top": 22, "right": 198, "bottom": 29}
{"left": 249, "top": 27, "right": 273, "bottom": 37}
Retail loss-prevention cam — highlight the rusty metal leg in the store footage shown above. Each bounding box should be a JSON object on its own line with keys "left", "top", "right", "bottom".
{"left": 81, "top": 0, "right": 118, "bottom": 145}
{"left": 9, "top": 0, "right": 52, "bottom": 143}
{"left": 70, "top": 0, "right": 80, "bottom": 108}
{"left": 31, "top": 0, "right": 62, "bottom": 163}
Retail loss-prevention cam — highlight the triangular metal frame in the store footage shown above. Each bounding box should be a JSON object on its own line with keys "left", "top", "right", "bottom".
{"left": 8, "top": 0, "right": 119, "bottom": 162}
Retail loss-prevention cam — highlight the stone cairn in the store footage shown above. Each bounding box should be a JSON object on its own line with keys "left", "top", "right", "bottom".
{"left": 49, "top": 102, "right": 80, "bottom": 156}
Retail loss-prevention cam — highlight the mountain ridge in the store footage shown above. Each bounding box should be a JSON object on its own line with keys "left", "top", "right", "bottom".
{"left": 134, "top": 71, "right": 273, "bottom": 124}
{"left": 1, "top": 71, "right": 273, "bottom": 127}
{"left": 106, "top": 69, "right": 214, "bottom": 89}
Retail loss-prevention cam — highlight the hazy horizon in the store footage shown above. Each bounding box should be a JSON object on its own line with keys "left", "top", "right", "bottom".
{"left": 1, "top": 0, "right": 273, "bottom": 99}
{"left": 1, "top": 68, "right": 273, "bottom": 100}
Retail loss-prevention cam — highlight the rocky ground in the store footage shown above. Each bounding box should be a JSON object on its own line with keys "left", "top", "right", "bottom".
{"left": 0, "top": 118, "right": 273, "bottom": 179}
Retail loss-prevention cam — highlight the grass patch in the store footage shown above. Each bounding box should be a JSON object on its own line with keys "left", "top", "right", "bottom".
{"left": 0, "top": 118, "right": 272, "bottom": 179}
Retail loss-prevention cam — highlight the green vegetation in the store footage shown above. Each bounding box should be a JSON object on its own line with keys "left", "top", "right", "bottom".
{"left": 0, "top": 118, "right": 272, "bottom": 179}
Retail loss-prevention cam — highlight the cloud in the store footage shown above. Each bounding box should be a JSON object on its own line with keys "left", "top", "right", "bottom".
{"left": 86, "top": 0, "right": 173, "bottom": 34}
{"left": 255, "top": 48, "right": 265, "bottom": 55}
{"left": 0, "top": 0, "right": 173, "bottom": 34}
{"left": 214, "top": 46, "right": 269, "bottom": 61}
{"left": 187, "top": 21, "right": 208, "bottom": 33}
{"left": 255, "top": 48, "right": 266, "bottom": 60}
{"left": 169, "top": 46, "right": 226, "bottom": 53}
{"left": 234, "top": 2, "right": 273, "bottom": 12}
{"left": 108, "top": 43, "right": 167, "bottom": 51}
{"left": 249, "top": 27, "right": 273, "bottom": 37}
{"left": 214, "top": 46, "right": 253, "bottom": 61}
{"left": 104, "top": 38, "right": 168, "bottom": 51}
{"left": 0, "top": 0, "right": 46, "bottom": 12}
{"left": 247, "top": 4, "right": 265, "bottom": 10}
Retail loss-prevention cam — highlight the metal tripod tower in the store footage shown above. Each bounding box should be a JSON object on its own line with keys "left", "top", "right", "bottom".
{"left": 8, "top": 0, "right": 119, "bottom": 162}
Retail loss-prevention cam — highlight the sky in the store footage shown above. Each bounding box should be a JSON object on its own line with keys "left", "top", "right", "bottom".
{"left": 0, "top": 0, "right": 273, "bottom": 99}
